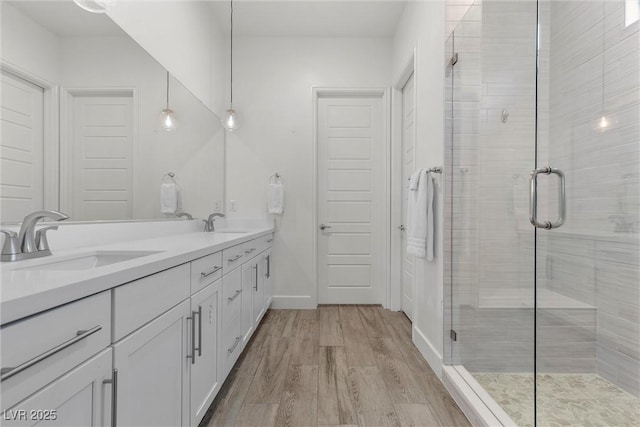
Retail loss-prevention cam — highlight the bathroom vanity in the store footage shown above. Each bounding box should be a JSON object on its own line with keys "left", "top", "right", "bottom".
{"left": 0, "top": 223, "right": 274, "bottom": 427}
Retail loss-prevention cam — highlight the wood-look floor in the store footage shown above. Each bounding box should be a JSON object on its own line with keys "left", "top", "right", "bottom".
{"left": 202, "top": 306, "right": 471, "bottom": 427}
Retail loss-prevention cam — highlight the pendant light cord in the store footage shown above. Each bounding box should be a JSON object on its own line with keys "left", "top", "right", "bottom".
{"left": 601, "top": 1, "right": 605, "bottom": 110}
{"left": 166, "top": 71, "right": 170, "bottom": 109}
{"left": 230, "top": 0, "right": 234, "bottom": 108}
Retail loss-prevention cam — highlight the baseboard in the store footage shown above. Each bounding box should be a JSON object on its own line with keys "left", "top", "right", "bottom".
{"left": 270, "top": 295, "right": 317, "bottom": 309}
{"left": 412, "top": 326, "right": 443, "bottom": 378}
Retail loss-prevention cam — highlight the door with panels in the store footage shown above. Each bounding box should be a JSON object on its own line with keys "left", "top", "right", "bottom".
{"left": 316, "top": 91, "right": 388, "bottom": 304}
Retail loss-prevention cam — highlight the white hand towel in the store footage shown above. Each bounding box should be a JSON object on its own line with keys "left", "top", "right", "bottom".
{"left": 407, "top": 170, "right": 435, "bottom": 260}
{"left": 160, "top": 182, "right": 178, "bottom": 214}
{"left": 268, "top": 183, "right": 284, "bottom": 214}
{"left": 408, "top": 169, "right": 423, "bottom": 191}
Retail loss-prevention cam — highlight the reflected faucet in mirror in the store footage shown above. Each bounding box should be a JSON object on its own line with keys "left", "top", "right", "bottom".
{"left": 203, "top": 213, "right": 225, "bottom": 232}
{"left": 1, "top": 210, "right": 69, "bottom": 262}
{"left": 176, "top": 213, "right": 193, "bottom": 220}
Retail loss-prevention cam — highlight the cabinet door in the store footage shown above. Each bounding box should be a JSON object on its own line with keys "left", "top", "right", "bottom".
{"left": 221, "top": 268, "right": 242, "bottom": 378}
{"left": 190, "top": 281, "right": 220, "bottom": 427}
{"left": 263, "top": 249, "right": 273, "bottom": 309}
{"left": 240, "top": 261, "right": 255, "bottom": 345}
{"left": 2, "top": 349, "right": 112, "bottom": 427}
{"left": 253, "top": 256, "right": 265, "bottom": 325}
{"left": 113, "top": 300, "right": 190, "bottom": 427}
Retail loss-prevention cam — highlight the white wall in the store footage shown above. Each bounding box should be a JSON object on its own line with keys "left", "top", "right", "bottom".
{"left": 106, "top": 0, "right": 223, "bottom": 112}
{"left": 226, "top": 36, "right": 392, "bottom": 308}
{"left": 0, "top": 3, "right": 61, "bottom": 83}
{"left": 392, "top": 1, "right": 446, "bottom": 375}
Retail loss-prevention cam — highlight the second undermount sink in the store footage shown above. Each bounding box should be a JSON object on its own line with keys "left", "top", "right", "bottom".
{"left": 15, "top": 250, "right": 163, "bottom": 271}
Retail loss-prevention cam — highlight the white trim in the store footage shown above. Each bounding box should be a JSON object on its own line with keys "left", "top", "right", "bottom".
{"left": 59, "top": 87, "right": 137, "bottom": 218}
{"left": 270, "top": 295, "right": 317, "bottom": 310}
{"left": 390, "top": 50, "right": 417, "bottom": 313}
{"left": 0, "top": 61, "right": 59, "bottom": 212}
{"left": 312, "top": 87, "right": 391, "bottom": 307}
{"left": 412, "top": 325, "right": 442, "bottom": 378}
{"left": 442, "top": 365, "right": 517, "bottom": 427}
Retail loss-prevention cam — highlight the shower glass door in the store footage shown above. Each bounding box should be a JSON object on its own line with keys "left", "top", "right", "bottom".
{"left": 535, "top": 1, "right": 639, "bottom": 425}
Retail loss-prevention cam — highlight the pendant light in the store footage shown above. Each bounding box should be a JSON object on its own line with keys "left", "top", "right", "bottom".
{"left": 222, "top": 0, "right": 239, "bottom": 131}
{"left": 159, "top": 72, "right": 178, "bottom": 132}
{"left": 73, "top": 0, "right": 106, "bottom": 13}
{"left": 591, "top": 2, "right": 618, "bottom": 133}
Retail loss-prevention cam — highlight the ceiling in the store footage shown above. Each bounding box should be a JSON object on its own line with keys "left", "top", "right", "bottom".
{"left": 7, "top": 1, "right": 125, "bottom": 37}
{"left": 7, "top": 0, "right": 407, "bottom": 39}
{"left": 209, "top": 1, "right": 408, "bottom": 37}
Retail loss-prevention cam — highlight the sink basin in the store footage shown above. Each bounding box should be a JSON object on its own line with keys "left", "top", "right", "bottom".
{"left": 215, "top": 229, "right": 249, "bottom": 234}
{"left": 15, "top": 250, "right": 163, "bottom": 271}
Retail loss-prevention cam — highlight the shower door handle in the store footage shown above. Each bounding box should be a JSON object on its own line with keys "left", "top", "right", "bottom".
{"left": 529, "top": 166, "right": 566, "bottom": 230}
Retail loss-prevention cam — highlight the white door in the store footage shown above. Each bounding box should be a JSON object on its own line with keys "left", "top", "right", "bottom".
{"left": 317, "top": 93, "right": 387, "bottom": 304}
{"left": 64, "top": 92, "right": 134, "bottom": 220}
{"left": 0, "top": 71, "right": 44, "bottom": 222}
{"left": 400, "top": 74, "right": 416, "bottom": 320}
{"left": 190, "top": 281, "right": 220, "bottom": 427}
{"left": 113, "top": 300, "right": 190, "bottom": 427}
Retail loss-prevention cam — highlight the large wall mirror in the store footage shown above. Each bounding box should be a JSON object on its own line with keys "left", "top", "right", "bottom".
{"left": 0, "top": 1, "right": 224, "bottom": 224}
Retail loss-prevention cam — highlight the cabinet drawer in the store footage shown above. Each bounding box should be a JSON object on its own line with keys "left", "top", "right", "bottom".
{"left": 241, "top": 240, "right": 259, "bottom": 260}
{"left": 0, "top": 291, "right": 111, "bottom": 410}
{"left": 221, "top": 315, "right": 242, "bottom": 377}
{"left": 222, "top": 268, "right": 242, "bottom": 323}
{"left": 113, "top": 264, "right": 190, "bottom": 342}
{"left": 222, "top": 245, "right": 244, "bottom": 274}
{"left": 191, "top": 251, "right": 223, "bottom": 294}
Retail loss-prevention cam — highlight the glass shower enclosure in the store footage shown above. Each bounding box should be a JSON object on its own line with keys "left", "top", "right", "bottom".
{"left": 444, "top": 1, "right": 639, "bottom": 425}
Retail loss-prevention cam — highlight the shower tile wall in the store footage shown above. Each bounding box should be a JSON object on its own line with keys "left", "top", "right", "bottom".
{"left": 538, "top": 0, "right": 640, "bottom": 396}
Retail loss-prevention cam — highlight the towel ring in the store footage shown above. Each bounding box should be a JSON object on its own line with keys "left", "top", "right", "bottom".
{"left": 269, "top": 173, "right": 283, "bottom": 184}
{"left": 162, "top": 172, "right": 176, "bottom": 183}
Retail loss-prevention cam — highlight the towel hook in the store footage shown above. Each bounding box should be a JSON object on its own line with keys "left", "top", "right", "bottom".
{"left": 269, "top": 173, "right": 283, "bottom": 184}
{"left": 161, "top": 172, "right": 176, "bottom": 183}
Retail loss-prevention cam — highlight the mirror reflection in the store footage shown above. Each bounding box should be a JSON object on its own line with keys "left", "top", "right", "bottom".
{"left": 0, "top": 0, "right": 224, "bottom": 223}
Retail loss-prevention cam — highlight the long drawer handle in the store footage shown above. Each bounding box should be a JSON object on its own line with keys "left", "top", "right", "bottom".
{"left": 228, "top": 254, "right": 242, "bottom": 262}
{"left": 187, "top": 312, "right": 196, "bottom": 364}
{"left": 0, "top": 325, "right": 102, "bottom": 382}
{"left": 103, "top": 368, "right": 118, "bottom": 427}
{"left": 201, "top": 266, "right": 222, "bottom": 278}
{"left": 253, "top": 265, "right": 258, "bottom": 291}
{"left": 244, "top": 248, "right": 256, "bottom": 254}
{"left": 227, "top": 336, "right": 242, "bottom": 354}
{"left": 228, "top": 289, "right": 242, "bottom": 302}
{"left": 266, "top": 239, "right": 273, "bottom": 243}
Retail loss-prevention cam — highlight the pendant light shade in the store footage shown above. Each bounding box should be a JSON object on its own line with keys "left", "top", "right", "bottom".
{"left": 223, "top": 108, "right": 239, "bottom": 131}
{"left": 223, "top": 0, "right": 239, "bottom": 131}
{"left": 73, "top": 0, "right": 106, "bottom": 13}
{"left": 159, "top": 72, "right": 178, "bottom": 132}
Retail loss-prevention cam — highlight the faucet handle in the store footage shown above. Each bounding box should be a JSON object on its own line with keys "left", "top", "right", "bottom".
{"left": 1, "top": 230, "right": 20, "bottom": 257}
{"left": 35, "top": 226, "right": 58, "bottom": 252}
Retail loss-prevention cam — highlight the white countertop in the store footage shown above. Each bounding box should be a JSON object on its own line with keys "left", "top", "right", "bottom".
{"left": 0, "top": 226, "right": 273, "bottom": 325}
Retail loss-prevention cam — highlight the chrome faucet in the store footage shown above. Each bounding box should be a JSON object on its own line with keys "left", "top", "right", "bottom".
{"left": 1, "top": 210, "right": 69, "bottom": 262}
{"left": 203, "top": 213, "right": 225, "bottom": 232}
{"left": 176, "top": 212, "right": 193, "bottom": 220}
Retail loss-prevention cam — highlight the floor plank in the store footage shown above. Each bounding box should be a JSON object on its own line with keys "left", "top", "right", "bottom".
{"left": 289, "top": 310, "right": 319, "bottom": 365}
{"left": 319, "top": 306, "right": 344, "bottom": 346}
{"left": 318, "top": 346, "right": 357, "bottom": 425}
{"left": 276, "top": 364, "right": 319, "bottom": 426}
{"left": 417, "top": 373, "right": 471, "bottom": 427}
{"left": 206, "top": 370, "right": 254, "bottom": 427}
{"left": 394, "top": 404, "right": 441, "bottom": 427}
{"left": 348, "top": 365, "right": 401, "bottom": 427}
{"left": 370, "top": 337, "right": 427, "bottom": 404}
{"left": 233, "top": 404, "right": 279, "bottom": 426}
{"left": 358, "top": 306, "right": 391, "bottom": 338}
{"left": 244, "top": 337, "right": 292, "bottom": 404}
{"left": 338, "top": 306, "right": 377, "bottom": 366}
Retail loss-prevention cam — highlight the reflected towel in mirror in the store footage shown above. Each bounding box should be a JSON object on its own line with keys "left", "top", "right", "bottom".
{"left": 161, "top": 182, "right": 179, "bottom": 214}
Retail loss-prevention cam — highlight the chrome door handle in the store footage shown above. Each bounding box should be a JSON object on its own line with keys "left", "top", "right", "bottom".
{"left": 187, "top": 311, "right": 197, "bottom": 364}
{"left": 319, "top": 224, "right": 332, "bottom": 230}
{"left": 265, "top": 255, "right": 270, "bottom": 278}
{"left": 529, "top": 166, "right": 566, "bottom": 230}
{"left": 228, "top": 254, "right": 242, "bottom": 262}
{"left": 227, "top": 336, "right": 242, "bottom": 354}
{"left": 253, "top": 265, "right": 258, "bottom": 291}
{"left": 228, "top": 289, "right": 242, "bottom": 302}
{"left": 195, "top": 306, "right": 202, "bottom": 357}
{"left": 103, "top": 369, "right": 118, "bottom": 427}
{"left": 398, "top": 225, "right": 406, "bottom": 231}
{"left": 0, "top": 325, "right": 102, "bottom": 382}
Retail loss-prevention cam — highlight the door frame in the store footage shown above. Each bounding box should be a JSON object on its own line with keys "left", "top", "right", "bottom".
{"left": 312, "top": 87, "right": 391, "bottom": 307}
{"left": 390, "top": 49, "right": 417, "bottom": 312}
{"left": 60, "top": 87, "right": 138, "bottom": 219}
{"left": 0, "top": 60, "right": 59, "bottom": 213}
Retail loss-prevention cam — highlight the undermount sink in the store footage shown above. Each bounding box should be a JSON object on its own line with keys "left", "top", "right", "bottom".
{"left": 15, "top": 250, "right": 163, "bottom": 271}
{"left": 215, "top": 229, "right": 249, "bottom": 234}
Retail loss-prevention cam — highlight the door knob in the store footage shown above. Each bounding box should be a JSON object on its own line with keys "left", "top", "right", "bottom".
{"left": 319, "top": 224, "right": 332, "bottom": 230}
{"left": 398, "top": 225, "right": 406, "bottom": 231}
